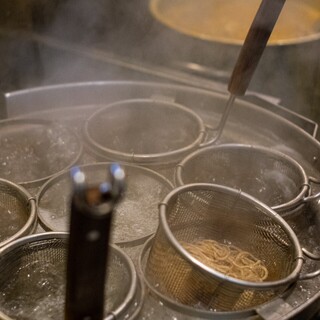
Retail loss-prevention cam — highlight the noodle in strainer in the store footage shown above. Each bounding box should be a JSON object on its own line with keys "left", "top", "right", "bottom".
{"left": 140, "top": 183, "right": 320, "bottom": 312}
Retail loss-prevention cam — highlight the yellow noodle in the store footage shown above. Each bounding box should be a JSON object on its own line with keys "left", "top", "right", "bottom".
{"left": 182, "top": 239, "right": 268, "bottom": 282}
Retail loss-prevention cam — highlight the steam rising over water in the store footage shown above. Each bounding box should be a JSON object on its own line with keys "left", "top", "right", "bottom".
{"left": 0, "top": 122, "right": 80, "bottom": 185}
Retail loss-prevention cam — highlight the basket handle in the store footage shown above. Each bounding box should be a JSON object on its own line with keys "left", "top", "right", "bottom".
{"left": 199, "top": 124, "right": 223, "bottom": 148}
{"left": 302, "top": 176, "right": 320, "bottom": 203}
{"left": 298, "top": 248, "right": 320, "bottom": 280}
{"left": 173, "top": 164, "right": 182, "bottom": 187}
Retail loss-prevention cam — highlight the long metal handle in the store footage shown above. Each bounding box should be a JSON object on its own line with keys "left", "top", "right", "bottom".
{"left": 228, "top": 0, "right": 286, "bottom": 96}
{"left": 203, "top": 0, "right": 287, "bottom": 146}
{"left": 65, "top": 164, "right": 125, "bottom": 320}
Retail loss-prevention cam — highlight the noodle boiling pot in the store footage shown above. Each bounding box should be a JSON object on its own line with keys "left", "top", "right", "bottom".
{"left": 4, "top": 81, "right": 320, "bottom": 319}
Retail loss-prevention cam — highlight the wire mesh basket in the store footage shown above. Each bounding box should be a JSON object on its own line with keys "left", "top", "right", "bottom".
{"left": 140, "top": 184, "right": 320, "bottom": 313}
{"left": 84, "top": 98, "right": 206, "bottom": 166}
{"left": 0, "top": 178, "right": 37, "bottom": 248}
{"left": 0, "top": 232, "right": 143, "bottom": 320}
{"left": 175, "top": 144, "right": 316, "bottom": 213}
{"left": 37, "top": 162, "right": 173, "bottom": 246}
{"left": 0, "top": 118, "right": 82, "bottom": 187}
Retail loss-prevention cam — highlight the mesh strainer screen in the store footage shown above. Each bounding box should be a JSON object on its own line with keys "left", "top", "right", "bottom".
{"left": 0, "top": 180, "right": 36, "bottom": 246}
{"left": 177, "top": 145, "right": 308, "bottom": 210}
{"left": 145, "top": 185, "right": 300, "bottom": 311}
{"left": 0, "top": 119, "right": 82, "bottom": 187}
{"left": 0, "top": 235, "right": 136, "bottom": 320}
{"left": 84, "top": 99, "right": 205, "bottom": 164}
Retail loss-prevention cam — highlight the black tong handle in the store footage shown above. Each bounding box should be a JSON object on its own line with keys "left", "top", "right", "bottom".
{"left": 65, "top": 164, "right": 125, "bottom": 320}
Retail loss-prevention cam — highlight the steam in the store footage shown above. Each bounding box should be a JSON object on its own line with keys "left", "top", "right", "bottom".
{"left": 0, "top": 0, "right": 319, "bottom": 124}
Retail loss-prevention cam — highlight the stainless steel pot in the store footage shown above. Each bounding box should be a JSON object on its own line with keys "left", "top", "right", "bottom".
{"left": 4, "top": 81, "right": 320, "bottom": 319}
{"left": 5, "top": 81, "right": 319, "bottom": 176}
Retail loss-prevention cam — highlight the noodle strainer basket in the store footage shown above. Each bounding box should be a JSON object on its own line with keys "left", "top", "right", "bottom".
{"left": 175, "top": 144, "right": 320, "bottom": 215}
{"left": 0, "top": 232, "right": 143, "bottom": 320}
{"left": 140, "top": 184, "right": 320, "bottom": 313}
{"left": 0, "top": 118, "right": 83, "bottom": 187}
{"left": 0, "top": 178, "right": 37, "bottom": 248}
{"left": 37, "top": 162, "right": 173, "bottom": 246}
{"left": 84, "top": 98, "right": 207, "bottom": 166}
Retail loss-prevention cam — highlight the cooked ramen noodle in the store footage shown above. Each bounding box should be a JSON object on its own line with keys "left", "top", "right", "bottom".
{"left": 182, "top": 239, "right": 268, "bottom": 282}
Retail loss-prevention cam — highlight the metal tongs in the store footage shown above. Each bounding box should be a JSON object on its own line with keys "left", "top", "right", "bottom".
{"left": 65, "top": 163, "right": 125, "bottom": 320}
{"left": 204, "top": 0, "right": 287, "bottom": 145}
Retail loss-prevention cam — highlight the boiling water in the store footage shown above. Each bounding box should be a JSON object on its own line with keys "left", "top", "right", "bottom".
{"left": 0, "top": 204, "right": 27, "bottom": 242}
{"left": 0, "top": 124, "right": 80, "bottom": 184}
{"left": 38, "top": 166, "right": 171, "bottom": 243}
{"left": 0, "top": 246, "right": 130, "bottom": 320}
{"left": 112, "top": 175, "right": 167, "bottom": 243}
{"left": 0, "top": 254, "right": 66, "bottom": 320}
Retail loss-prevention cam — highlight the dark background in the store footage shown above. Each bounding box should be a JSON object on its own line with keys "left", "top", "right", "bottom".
{"left": 0, "top": 0, "right": 319, "bottom": 124}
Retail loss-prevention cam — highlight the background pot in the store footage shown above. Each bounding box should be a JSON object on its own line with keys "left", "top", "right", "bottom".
{"left": 0, "top": 0, "right": 319, "bottom": 123}
{"left": 144, "top": 0, "right": 320, "bottom": 121}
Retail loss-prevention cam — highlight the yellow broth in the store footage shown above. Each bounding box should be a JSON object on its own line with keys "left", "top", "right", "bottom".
{"left": 150, "top": 0, "right": 320, "bottom": 44}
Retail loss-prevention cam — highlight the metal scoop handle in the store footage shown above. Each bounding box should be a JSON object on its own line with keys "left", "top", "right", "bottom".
{"left": 65, "top": 164, "right": 125, "bottom": 320}
{"left": 228, "top": 0, "right": 286, "bottom": 96}
{"left": 201, "top": 0, "right": 287, "bottom": 147}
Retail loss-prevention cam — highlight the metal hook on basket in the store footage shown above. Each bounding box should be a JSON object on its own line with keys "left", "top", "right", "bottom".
{"left": 200, "top": 95, "right": 236, "bottom": 147}
{"left": 302, "top": 176, "right": 320, "bottom": 203}
{"left": 298, "top": 248, "right": 320, "bottom": 280}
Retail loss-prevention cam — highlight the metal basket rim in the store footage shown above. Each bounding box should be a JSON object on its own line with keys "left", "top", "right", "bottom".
{"left": 0, "top": 232, "right": 141, "bottom": 320}
{"left": 83, "top": 98, "right": 206, "bottom": 164}
{"left": 158, "top": 183, "right": 304, "bottom": 288}
{"left": 175, "top": 143, "right": 309, "bottom": 211}
{"left": 0, "top": 178, "right": 37, "bottom": 248}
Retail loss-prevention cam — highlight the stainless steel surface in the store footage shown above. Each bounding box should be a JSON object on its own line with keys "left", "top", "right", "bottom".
{"left": 5, "top": 81, "right": 319, "bottom": 178}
